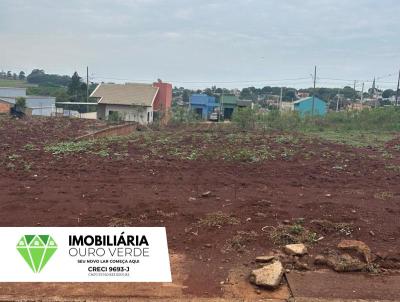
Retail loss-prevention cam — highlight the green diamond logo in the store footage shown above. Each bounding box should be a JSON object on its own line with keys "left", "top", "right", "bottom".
{"left": 16, "top": 235, "right": 57, "bottom": 273}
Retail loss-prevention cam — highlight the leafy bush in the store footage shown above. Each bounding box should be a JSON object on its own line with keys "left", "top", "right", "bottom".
{"left": 15, "top": 97, "right": 26, "bottom": 109}
{"left": 232, "top": 107, "right": 258, "bottom": 130}
{"left": 108, "top": 111, "right": 124, "bottom": 123}
{"left": 231, "top": 107, "right": 400, "bottom": 132}
{"left": 169, "top": 107, "right": 200, "bottom": 125}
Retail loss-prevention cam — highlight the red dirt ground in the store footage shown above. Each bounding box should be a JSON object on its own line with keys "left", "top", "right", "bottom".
{"left": 0, "top": 116, "right": 400, "bottom": 298}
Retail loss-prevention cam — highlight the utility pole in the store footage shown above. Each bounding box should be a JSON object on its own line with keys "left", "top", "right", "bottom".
{"left": 396, "top": 69, "right": 400, "bottom": 106}
{"left": 336, "top": 88, "right": 340, "bottom": 112}
{"left": 86, "top": 66, "right": 89, "bottom": 113}
{"left": 312, "top": 66, "right": 316, "bottom": 116}
{"left": 353, "top": 80, "right": 357, "bottom": 103}
{"left": 361, "top": 82, "right": 364, "bottom": 103}
{"left": 372, "top": 77, "right": 377, "bottom": 108}
{"left": 279, "top": 87, "right": 283, "bottom": 110}
{"left": 220, "top": 89, "right": 224, "bottom": 122}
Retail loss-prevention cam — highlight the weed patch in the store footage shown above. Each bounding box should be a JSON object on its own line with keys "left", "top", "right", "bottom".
{"left": 108, "top": 217, "right": 133, "bottom": 227}
{"left": 268, "top": 223, "right": 318, "bottom": 245}
{"left": 374, "top": 191, "right": 394, "bottom": 200}
{"left": 197, "top": 212, "right": 240, "bottom": 228}
{"left": 45, "top": 140, "right": 95, "bottom": 154}
{"left": 221, "top": 230, "right": 258, "bottom": 253}
{"left": 311, "top": 219, "right": 354, "bottom": 236}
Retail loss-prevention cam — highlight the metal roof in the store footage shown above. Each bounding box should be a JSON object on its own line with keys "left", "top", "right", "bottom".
{"left": 293, "top": 96, "right": 326, "bottom": 104}
{"left": 90, "top": 83, "right": 159, "bottom": 107}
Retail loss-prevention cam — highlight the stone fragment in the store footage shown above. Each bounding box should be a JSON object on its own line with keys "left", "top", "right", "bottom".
{"left": 283, "top": 243, "right": 308, "bottom": 256}
{"left": 314, "top": 253, "right": 366, "bottom": 272}
{"left": 338, "top": 239, "right": 372, "bottom": 263}
{"left": 329, "top": 253, "right": 366, "bottom": 272}
{"left": 314, "top": 255, "right": 328, "bottom": 265}
{"left": 249, "top": 261, "right": 284, "bottom": 289}
{"left": 255, "top": 255, "right": 275, "bottom": 263}
{"left": 201, "top": 191, "right": 211, "bottom": 197}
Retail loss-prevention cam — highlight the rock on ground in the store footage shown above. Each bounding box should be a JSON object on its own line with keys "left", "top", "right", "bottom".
{"left": 283, "top": 244, "right": 308, "bottom": 256}
{"left": 337, "top": 239, "right": 372, "bottom": 263}
{"left": 255, "top": 255, "right": 275, "bottom": 263}
{"left": 314, "top": 253, "right": 366, "bottom": 272}
{"left": 249, "top": 261, "right": 284, "bottom": 289}
{"left": 201, "top": 191, "right": 212, "bottom": 197}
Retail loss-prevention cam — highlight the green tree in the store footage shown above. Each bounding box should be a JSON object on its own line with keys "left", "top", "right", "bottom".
{"left": 382, "top": 89, "right": 395, "bottom": 98}
{"left": 27, "top": 69, "right": 71, "bottom": 86}
{"left": 283, "top": 89, "right": 297, "bottom": 101}
{"left": 342, "top": 86, "right": 356, "bottom": 100}
{"left": 18, "top": 71, "right": 26, "bottom": 80}
{"left": 182, "top": 89, "right": 190, "bottom": 103}
{"left": 240, "top": 88, "right": 252, "bottom": 100}
{"left": 68, "top": 72, "right": 82, "bottom": 101}
{"left": 15, "top": 97, "right": 26, "bottom": 109}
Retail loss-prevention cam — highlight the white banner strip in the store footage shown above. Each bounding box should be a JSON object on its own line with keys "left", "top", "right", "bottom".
{"left": 0, "top": 227, "right": 171, "bottom": 282}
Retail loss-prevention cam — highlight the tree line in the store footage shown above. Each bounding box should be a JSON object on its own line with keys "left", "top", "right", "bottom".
{"left": 0, "top": 70, "right": 26, "bottom": 80}
{"left": 173, "top": 84, "right": 397, "bottom": 110}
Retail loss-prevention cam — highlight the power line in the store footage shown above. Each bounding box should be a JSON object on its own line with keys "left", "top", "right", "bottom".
{"left": 90, "top": 75, "right": 312, "bottom": 84}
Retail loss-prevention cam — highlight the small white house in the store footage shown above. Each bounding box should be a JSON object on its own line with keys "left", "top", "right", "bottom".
{"left": 90, "top": 83, "right": 158, "bottom": 124}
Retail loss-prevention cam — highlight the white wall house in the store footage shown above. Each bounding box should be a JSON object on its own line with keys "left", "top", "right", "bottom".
{"left": 102, "top": 104, "right": 153, "bottom": 124}
{"left": 90, "top": 83, "right": 158, "bottom": 125}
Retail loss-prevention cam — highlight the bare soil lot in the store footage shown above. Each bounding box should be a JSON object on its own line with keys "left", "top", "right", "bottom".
{"left": 0, "top": 117, "right": 399, "bottom": 299}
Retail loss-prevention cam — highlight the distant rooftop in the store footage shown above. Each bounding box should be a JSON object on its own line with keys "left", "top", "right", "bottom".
{"left": 293, "top": 96, "right": 326, "bottom": 104}
{"left": 90, "top": 83, "right": 159, "bottom": 107}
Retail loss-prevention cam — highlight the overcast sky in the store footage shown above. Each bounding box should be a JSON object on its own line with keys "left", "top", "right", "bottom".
{"left": 1, "top": 0, "right": 399, "bottom": 89}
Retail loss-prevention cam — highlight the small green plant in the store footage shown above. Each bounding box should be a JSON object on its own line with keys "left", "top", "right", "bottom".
{"left": 96, "top": 150, "right": 109, "bottom": 157}
{"left": 289, "top": 223, "right": 304, "bottom": 235}
{"left": 275, "top": 135, "right": 299, "bottom": 144}
{"left": 186, "top": 150, "right": 198, "bottom": 160}
{"left": 45, "top": 140, "right": 95, "bottom": 154}
{"left": 8, "top": 154, "right": 21, "bottom": 161}
{"left": 23, "top": 162, "right": 32, "bottom": 171}
{"left": 23, "top": 143, "right": 35, "bottom": 151}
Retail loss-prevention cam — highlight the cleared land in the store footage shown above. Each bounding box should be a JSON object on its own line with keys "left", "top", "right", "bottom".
{"left": 0, "top": 79, "right": 36, "bottom": 88}
{"left": 0, "top": 116, "right": 399, "bottom": 299}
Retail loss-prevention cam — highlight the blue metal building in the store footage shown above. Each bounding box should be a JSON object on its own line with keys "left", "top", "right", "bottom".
{"left": 293, "top": 96, "right": 327, "bottom": 116}
{"left": 189, "top": 94, "right": 219, "bottom": 119}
